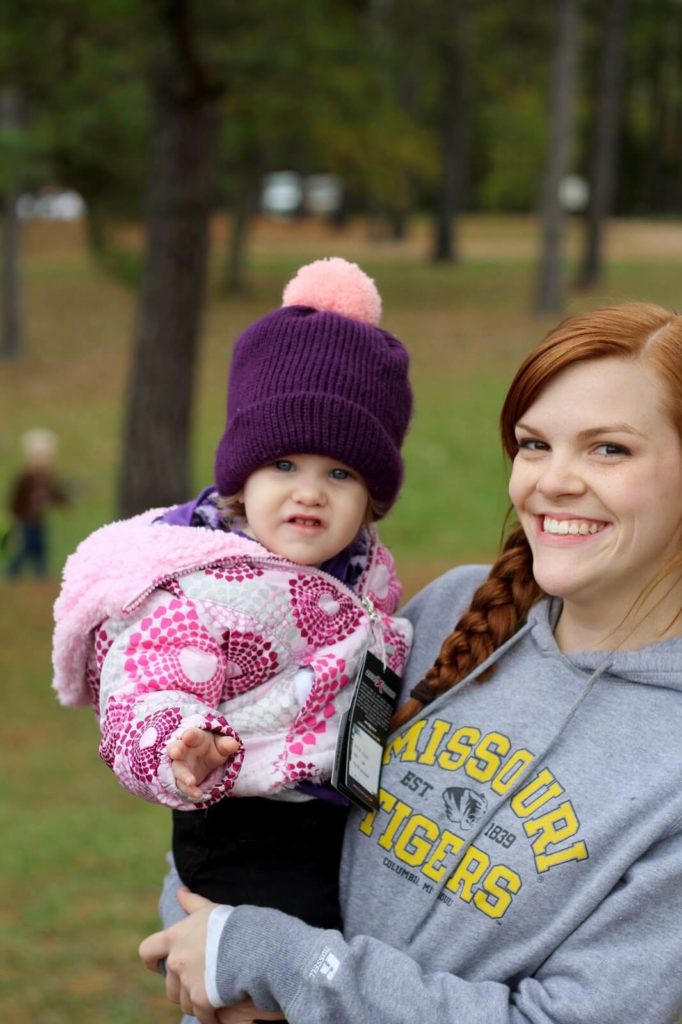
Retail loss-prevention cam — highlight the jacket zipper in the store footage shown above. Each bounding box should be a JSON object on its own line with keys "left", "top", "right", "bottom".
{"left": 121, "top": 542, "right": 381, "bottom": 622}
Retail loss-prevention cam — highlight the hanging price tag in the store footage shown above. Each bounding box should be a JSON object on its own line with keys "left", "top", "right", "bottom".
{"left": 332, "top": 651, "right": 401, "bottom": 811}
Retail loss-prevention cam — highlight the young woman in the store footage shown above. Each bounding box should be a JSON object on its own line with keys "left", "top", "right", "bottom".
{"left": 141, "top": 302, "right": 682, "bottom": 1024}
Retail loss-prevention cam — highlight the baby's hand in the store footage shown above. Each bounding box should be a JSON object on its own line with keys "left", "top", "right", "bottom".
{"left": 168, "top": 728, "right": 240, "bottom": 801}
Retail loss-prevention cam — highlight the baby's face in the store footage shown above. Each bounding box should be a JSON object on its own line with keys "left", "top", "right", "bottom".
{"left": 238, "top": 454, "right": 369, "bottom": 564}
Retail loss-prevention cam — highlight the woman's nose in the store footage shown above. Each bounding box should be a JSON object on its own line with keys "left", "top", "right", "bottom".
{"left": 535, "top": 454, "right": 586, "bottom": 498}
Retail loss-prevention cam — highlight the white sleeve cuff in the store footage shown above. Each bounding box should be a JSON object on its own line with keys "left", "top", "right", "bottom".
{"left": 205, "top": 904, "right": 234, "bottom": 1008}
{"left": 293, "top": 665, "right": 315, "bottom": 706}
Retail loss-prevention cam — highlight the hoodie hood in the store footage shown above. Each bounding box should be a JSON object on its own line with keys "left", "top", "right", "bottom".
{"left": 526, "top": 597, "right": 682, "bottom": 693}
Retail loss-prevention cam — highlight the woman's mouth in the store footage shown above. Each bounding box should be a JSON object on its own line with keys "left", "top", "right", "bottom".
{"left": 541, "top": 515, "right": 607, "bottom": 536}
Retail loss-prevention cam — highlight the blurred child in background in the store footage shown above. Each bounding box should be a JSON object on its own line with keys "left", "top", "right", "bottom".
{"left": 5, "top": 428, "right": 68, "bottom": 578}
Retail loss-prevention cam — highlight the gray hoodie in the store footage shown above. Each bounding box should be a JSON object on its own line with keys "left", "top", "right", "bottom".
{"left": 212, "top": 565, "right": 682, "bottom": 1023}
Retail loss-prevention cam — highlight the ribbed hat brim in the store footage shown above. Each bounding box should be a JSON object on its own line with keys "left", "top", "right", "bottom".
{"left": 214, "top": 392, "right": 405, "bottom": 515}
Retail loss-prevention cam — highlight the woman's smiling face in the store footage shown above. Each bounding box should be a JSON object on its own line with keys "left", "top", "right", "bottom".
{"left": 508, "top": 356, "right": 682, "bottom": 627}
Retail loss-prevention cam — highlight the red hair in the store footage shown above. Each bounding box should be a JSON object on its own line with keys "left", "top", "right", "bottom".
{"left": 393, "top": 302, "right": 682, "bottom": 730}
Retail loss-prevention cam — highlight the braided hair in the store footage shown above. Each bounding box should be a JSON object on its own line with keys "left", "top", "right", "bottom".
{"left": 391, "top": 525, "right": 542, "bottom": 730}
{"left": 392, "top": 302, "right": 682, "bottom": 732}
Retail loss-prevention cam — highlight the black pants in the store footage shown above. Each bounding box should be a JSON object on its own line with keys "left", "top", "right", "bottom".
{"left": 172, "top": 795, "right": 348, "bottom": 931}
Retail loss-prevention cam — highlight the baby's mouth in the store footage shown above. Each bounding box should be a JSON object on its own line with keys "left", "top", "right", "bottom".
{"left": 542, "top": 516, "right": 607, "bottom": 536}
{"left": 287, "top": 516, "right": 323, "bottom": 528}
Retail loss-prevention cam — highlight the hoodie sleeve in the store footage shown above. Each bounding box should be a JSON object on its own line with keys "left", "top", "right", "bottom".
{"left": 208, "top": 826, "right": 682, "bottom": 1024}
{"left": 97, "top": 590, "right": 244, "bottom": 810}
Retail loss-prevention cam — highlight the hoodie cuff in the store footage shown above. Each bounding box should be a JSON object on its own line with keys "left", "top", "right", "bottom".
{"left": 206, "top": 905, "right": 235, "bottom": 1007}
{"left": 214, "top": 905, "right": 325, "bottom": 1012}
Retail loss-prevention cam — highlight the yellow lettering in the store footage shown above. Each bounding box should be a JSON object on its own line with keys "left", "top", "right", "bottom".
{"left": 393, "top": 814, "right": 439, "bottom": 867}
{"left": 359, "top": 806, "right": 378, "bottom": 837}
{"left": 466, "top": 731, "right": 511, "bottom": 784}
{"left": 511, "top": 768, "right": 564, "bottom": 817}
{"left": 446, "top": 846, "right": 490, "bottom": 901}
{"left": 359, "top": 787, "right": 401, "bottom": 837}
{"left": 491, "top": 749, "right": 535, "bottom": 795}
{"left": 473, "top": 864, "right": 522, "bottom": 919}
{"left": 419, "top": 719, "right": 453, "bottom": 765}
{"left": 524, "top": 800, "right": 580, "bottom": 854}
{"left": 422, "top": 830, "right": 465, "bottom": 883}
{"left": 377, "top": 794, "right": 413, "bottom": 851}
{"left": 384, "top": 720, "right": 426, "bottom": 765}
{"left": 438, "top": 726, "right": 481, "bottom": 772}
{"left": 535, "top": 840, "right": 589, "bottom": 873}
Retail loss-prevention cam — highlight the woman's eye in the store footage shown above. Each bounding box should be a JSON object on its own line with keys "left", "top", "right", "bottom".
{"left": 274, "top": 460, "right": 294, "bottom": 472}
{"left": 330, "top": 467, "right": 351, "bottom": 480}
{"left": 593, "top": 443, "right": 630, "bottom": 457}
{"left": 516, "top": 437, "right": 549, "bottom": 452}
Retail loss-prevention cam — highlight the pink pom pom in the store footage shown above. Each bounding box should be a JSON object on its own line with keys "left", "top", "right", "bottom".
{"left": 282, "top": 257, "right": 382, "bottom": 326}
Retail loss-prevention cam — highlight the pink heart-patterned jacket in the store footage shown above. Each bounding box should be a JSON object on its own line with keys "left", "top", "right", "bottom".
{"left": 52, "top": 509, "right": 412, "bottom": 810}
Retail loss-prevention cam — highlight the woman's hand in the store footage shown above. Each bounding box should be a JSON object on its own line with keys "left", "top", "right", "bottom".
{"left": 139, "top": 889, "right": 285, "bottom": 1022}
{"left": 139, "top": 889, "right": 218, "bottom": 1022}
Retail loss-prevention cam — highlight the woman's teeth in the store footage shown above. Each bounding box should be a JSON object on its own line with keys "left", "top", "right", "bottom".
{"left": 543, "top": 516, "right": 603, "bottom": 536}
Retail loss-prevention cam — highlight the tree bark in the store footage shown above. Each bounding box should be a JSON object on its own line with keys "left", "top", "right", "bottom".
{"left": 222, "top": 175, "right": 256, "bottom": 295}
{"left": 534, "top": 0, "right": 581, "bottom": 313}
{"left": 1, "top": 87, "right": 22, "bottom": 361}
{"left": 432, "top": 0, "right": 468, "bottom": 263}
{"left": 119, "top": 0, "right": 222, "bottom": 516}
{"left": 578, "top": 0, "right": 629, "bottom": 289}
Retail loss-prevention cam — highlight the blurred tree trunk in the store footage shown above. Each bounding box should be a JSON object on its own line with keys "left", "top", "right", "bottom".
{"left": 577, "top": 0, "right": 629, "bottom": 289}
{"left": 641, "top": 1, "right": 682, "bottom": 213}
{"left": 119, "top": 0, "right": 222, "bottom": 516}
{"left": 222, "top": 174, "right": 257, "bottom": 295}
{"left": 365, "top": 0, "right": 392, "bottom": 241}
{"left": 1, "top": 87, "right": 23, "bottom": 361}
{"left": 432, "top": 0, "right": 469, "bottom": 263}
{"left": 534, "top": 0, "right": 581, "bottom": 313}
{"left": 389, "top": 78, "right": 414, "bottom": 241}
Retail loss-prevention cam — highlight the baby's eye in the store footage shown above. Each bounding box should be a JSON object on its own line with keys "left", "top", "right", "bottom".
{"left": 329, "top": 467, "right": 351, "bottom": 480}
{"left": 273, "top": 459, "right": 295, "bottom": 472}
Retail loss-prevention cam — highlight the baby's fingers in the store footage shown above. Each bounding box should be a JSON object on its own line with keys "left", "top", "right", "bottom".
{"left": 180, "top": 727, "right": 206, "bottom": 749}
{"left": 172, "top": 764, "right": 203, "bottom": 800}
{"left": 173, "top": 762, "right": 197, "bottom": 788}
{"left": 166, "top": 738, "right": 185, "bottom": 761}
{"left": 215, "top": 735, "right": 240, "bottom": 758}
{"left": 176, "top": 781, "right": 204, "bottom": 800}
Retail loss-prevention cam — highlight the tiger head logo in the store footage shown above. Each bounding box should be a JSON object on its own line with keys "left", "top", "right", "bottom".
{"left": 442, "top": 786, "right": 488, "bottom": 831}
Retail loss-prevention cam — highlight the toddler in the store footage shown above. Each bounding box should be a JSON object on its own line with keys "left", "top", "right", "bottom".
{"left": 53, "top": 257, "right": 413, "bottom": 933}
{"left": 5, "top": 428, "right": 68, "bottom": 577}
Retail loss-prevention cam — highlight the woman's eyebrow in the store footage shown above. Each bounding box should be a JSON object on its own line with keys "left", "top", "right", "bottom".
{"left": 515, "top": 420, "right": 646, "bottom": 439}
{"left": 576, "top": 424, "right": 647, "bottom": 440}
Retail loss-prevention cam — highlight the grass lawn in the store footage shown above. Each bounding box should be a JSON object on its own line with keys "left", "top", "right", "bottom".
{"left": 2, "top": 213, "right": 681, "bottom": 1022}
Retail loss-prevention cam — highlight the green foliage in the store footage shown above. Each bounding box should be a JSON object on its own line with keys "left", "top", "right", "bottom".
{"left": 478, "top": 89, "right": 548, "bottom": 211}
{"left": 1, "top": 0, "right": 681, "bottom": 256}
{"left": 0, "top": 0, "right": 151, "bottom": 210}
{"left": 0, "top": 120, "right": 42, "bottom": 193}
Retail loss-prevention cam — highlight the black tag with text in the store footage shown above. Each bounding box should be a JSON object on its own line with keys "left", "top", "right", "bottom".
{"left": 331, "top": 651, "right": 401, "bottom": 811}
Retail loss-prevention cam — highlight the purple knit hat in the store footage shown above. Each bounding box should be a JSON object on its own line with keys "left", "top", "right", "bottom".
{"left": 214, "top": 257, "right": 412, "bottom": 515}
